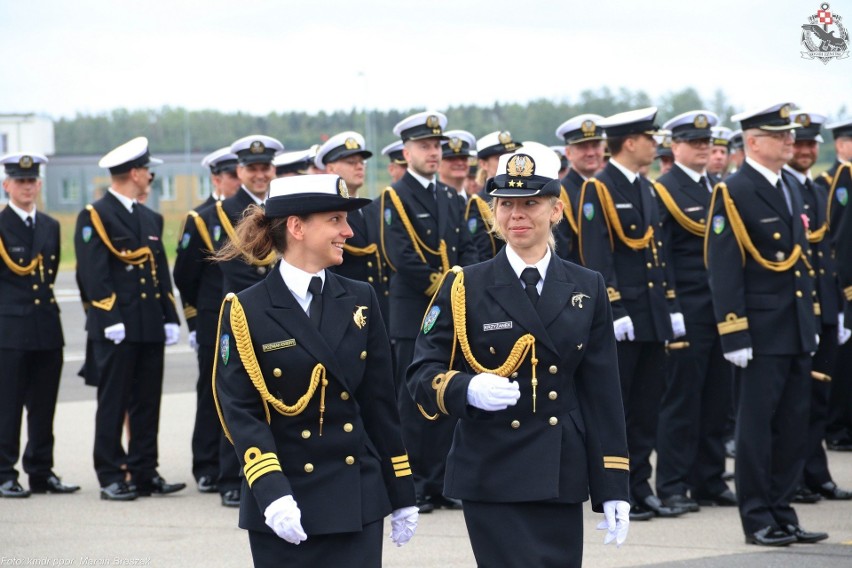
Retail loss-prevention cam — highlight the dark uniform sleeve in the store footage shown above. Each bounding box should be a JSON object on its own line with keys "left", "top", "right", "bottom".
{"left": 464, "top": 195, "right": 494, "bottom": 262}
{"left": 655, "top": 190, "right": 684, "bottom": 316}
{"left": 455, "top": 194, "right": 480, "bottom": 268}
{"left": 74, "top": 207, "right": 122, "bottom": 333}
{"left": 172, "top": 212, "right": 206, "bottom": 333}
{"left": 152, "top": 214, "right": 179, "bottom": 325}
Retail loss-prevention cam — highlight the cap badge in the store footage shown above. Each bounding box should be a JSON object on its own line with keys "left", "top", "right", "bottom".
{"left": 779, "top": 105, "right": 791, "bottom": 119}
{"left": 506, "top": 154, "right": 535, "bottom": 177}
{"left": 581, "top": 120, "right": 596, "bottom": 136}
{"left": 498, "top": 131, "right": 513, "bottom": 144}
{"left": 344, "top": 137, "right": 360, "bottom": 150}
{"left": 19, "top": 155, "right": 33, "bottom": 169}
{"left": 448, "top": 137, "right": 463, "bottom": 153}
{"left": 795, "top": 114, "right": 811, "bottom": 127}
{"left": 249, "top": 141, "right": 266, "bottom": 154}
{"left": 338, "top": 178, "right": 350, "bottom": 198}
{"left": 693, "top": 114, "right": 709, "bottom": 128}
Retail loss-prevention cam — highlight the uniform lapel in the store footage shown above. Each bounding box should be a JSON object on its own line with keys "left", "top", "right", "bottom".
{"left": 435, "top": 182, "right": 450, "bottom": 238}
{"left": 743, "top": 163, "right": 791, "bottom": 226}
{"left": 30, "top": 212, "right": 49, "bottom": 258}
{"left": 103, "top": 192, "right": 140, "bottom": 239}
{"left": 671, "top": 166, "right": 709, "bottom": 209}
{"left": 0, "top": 207, "right": 32, "bottom": 249}
{"left": 537, "top": 255, "right": 575, "bottom": 332}
{"left": 318, "top": 272, "right": 357, "bottom": 356}
{"left": 399, "top": 173, "right": 437, "bottom": 220}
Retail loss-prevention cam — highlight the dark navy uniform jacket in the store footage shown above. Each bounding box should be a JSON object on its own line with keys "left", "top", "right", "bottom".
{"left": 463, "top": 193, "right": 498, "bottom": 262}
{"left": 554, "top": 168, "right": 584, "bottom": 263}
{"left": 0, "top": 207, "right": 63, "bottom": 350}
{"left": 214, "top": 267, "right": 416, "bottom": 535}
{"left": 814, "top": 160, "right": 851, "bottom": 244}
{"left": 381, "top": 172, "right": 479, "bottom": 340}
{"left": 407, "top": 249, "right": 629, "bottom": 511}
{"left": 577, "top": 162, "right": 674, "bottom": 342}
{"left": 74, "top": 192, "right": 178, "bottom": 342}
{"left": 705, "top": 162, "right": 818, "bottom": 355}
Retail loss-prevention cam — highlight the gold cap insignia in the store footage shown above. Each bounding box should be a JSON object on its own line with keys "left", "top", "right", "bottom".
{"left": 426, "top": 115, "right": 439, "bottom": 128}
{"left": 693, "top": 114, "right": 709, "bottom": 128}
{"left": 448, "top": 137, "right": 463, "bottom": 153}
{"left": 795, "top": 114, "right": 811, "bottom": 127}
{"left": 19, "top": 155, "right": 33, "bottom": 169}
{"left": 779, "top": 105, "right": 791, "bottom": 119}
{"left": 506, "top": 154, "right": 535, "bottom": 177}
{"left": 353, "top": 305, "right": 368, "bottom": 329}
{"left": 498, "top": 131, "right": 513, "bottom": 144}
{"left": 344, "top": 137, "right": 360, "bottom": 150}
{"left": 581, "top": 120, "right": 596, "bottom": 135}
{"left": 249, "top": 141, "right": 266, "bottom": 154}
{"left": 338, "top": 178, "right": 349, "bottom": 198}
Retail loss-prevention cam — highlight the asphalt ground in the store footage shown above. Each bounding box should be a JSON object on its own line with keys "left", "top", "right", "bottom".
{"left": 1, "top": 270, "right": 851, "bottom": 566}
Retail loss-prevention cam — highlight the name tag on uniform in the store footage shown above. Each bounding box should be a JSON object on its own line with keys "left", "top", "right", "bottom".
{"left": 8, "top": 246, "right": 25, "bottom": 253}
{"left": 615, "top": 203, "right": 633, "bottom": 209}
{"left": 760, "top": 217, "right": 780, "bottom": 223}
{"left": 483, "top": 321, "right": 513, "bottom": 331}
{"left": 148, "top": 235, "right": 159, "bottom": 241}
{"left": 416, "top": 213, "right": 431, "bottom": 219}
{"left": 262, "top": 339, "right": 296, "bottom": 352}
{"left": 684, "top": 206, "right": 704, "bottom": 212}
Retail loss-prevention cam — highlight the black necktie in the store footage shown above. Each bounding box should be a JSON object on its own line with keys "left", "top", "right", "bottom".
{"left": 776, "top": 180, "right": 792, "bottom": 215}
{"left": 427, "top": 182, "right": 436, "bottom": 201}
{"left": 308, "top": 276, "right": 323, "bottom": 327}
{"left": 25, "top": 216, "right": 33, "bottom": 230}
{"left": 698, "top": 176, "right": 708, "bottom": 191}
{"left": 632, "top": 178, "right": 645, "bottom": 214}
{"left": 520, "top": 267, "right": 541, "bottom": 306}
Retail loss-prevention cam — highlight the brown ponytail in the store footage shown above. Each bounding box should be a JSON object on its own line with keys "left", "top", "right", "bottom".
{"left": 214, "top": 205, "right": 290, "bottom": 264}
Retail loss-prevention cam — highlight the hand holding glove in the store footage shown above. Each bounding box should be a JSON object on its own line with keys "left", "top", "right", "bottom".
{"left": 164, "top": 323, "right": 180, "bottom": 346}
{"left": 104, "top": 323, "right": 126, "bottom": 344}
{"left": 264, "top": 495, "right": 307, "bottom": 545}
{"left": 839, "top": 314, "right": 851, "bottom": 345}
{"left": 724, "top": 347, "right": 753, "bottom": 369}
{"left": 467, "top": 373, "right": 521, "bottom": 411}
{"left": 188, "top": 330, "right": 198, "bottom": 351}
{"left": 613, "top": 316, "right": 635, "bottom": 342}
{"left": 670, "top": 313, "right": 686, "bottom": 339}
{"left": 596, "top": 500, "right": 630, "bottom": 547}
{"left": 389, "top": 506, "right": 419, "bottom": 547}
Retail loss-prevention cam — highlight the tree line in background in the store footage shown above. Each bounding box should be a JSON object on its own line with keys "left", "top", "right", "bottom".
{"left": 55, "top": 87, "right": 846, "bottom": 164}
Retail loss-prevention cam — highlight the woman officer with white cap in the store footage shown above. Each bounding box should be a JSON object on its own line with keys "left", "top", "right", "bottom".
{"left": 407, "top": 143, "right": 630, "bottom": 567}
{"left": 213, "top": 174, "right": 418, "bottom": 567}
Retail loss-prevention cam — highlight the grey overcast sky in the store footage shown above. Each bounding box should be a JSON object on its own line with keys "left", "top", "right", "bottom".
{"left": 1, "top": 0, "right": 850, "bottom": 119}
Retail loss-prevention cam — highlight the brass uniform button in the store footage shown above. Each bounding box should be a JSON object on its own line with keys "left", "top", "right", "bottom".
{"left": 34, "top": 299, "right": 40, "bottom": 305}
{"left": 548, "top": 391, "right": 558, "bottom": 400}
{"left": 368, "top": 277, "right": 374, "bottom": 283}
{"left": 345, "top": 456, "right": 355, "bottom": 465}
{"left": 155, "top": 293, "right": 161, "bottom": 299}
{"left": 510, "top": 372, "right": 518, "bottom": 379}
{"left": 343, "top": 423, "right": 354, "bottom": 433}
{"left": 819, "top": 269, "right": 825, "bottom": 275}
{"left": 48, "top": 269, "right": 53, "bottom": 275}
{"left": 50, "top": 298, "right": 55, "bottom": 304}
{"left": 455, "top": 227, "right": 460, "bottom": 233}
{"left": 773, "top": 232, "right": 781, "bottom": 240}
{"left": 32, "top": 284, "right": 38, "bottom": 290}
{"left": 140, "top": 278, "right": 146, "bottom": 284}
{"left": 630, "top": 224, "right": 637, "bottom": 231}
{"left": 548, "top": 365, "right": 558, "bottom": 375}
{"left": 549, "top": 417, "right": 558, "bottom": 426}
{"left": 301, "top": 430, "right": 311, "bottom": 439}
{"left": 648, "top": 282, "right": 654, "bottom": 288}
{"left": 383, "top": 277, "right": 388, "bottom": 282}
{"left": 304, "top": 463, "right": 314, "bottom": 473}
{"left": 360, "top": 351, "right": 367, "bottom": 360}
{"left": 646, "top": 262, "right": 652, "bottom": 269}
{"left": 657, "top": 241, "right": 663, "bottom": 247}
{"left": 367, "top": 261, "right": 373, "bottom": 268}
{"left": 49, "top": 283, "right": 54, "bottom": 289}
{"left": 489, "top": 346, "right": 496, "bottom": 354}
{"left": 452, "top": 246, "right": 456, "bottom": 252}
{"left": 818, "top": 251, "right": 823, "bottom": 257}
{"left": 796, "top": 291, "right": 803, "bottom": 298}
{"left": 426, "top": 229, "right": 432, "bottom": 235}
{"left": 795, "top": 270, "right": 801, "bottom": 277}
{"left": 511, "top": 420, "right": 520, "bottom": 429}
{"left": 340, "top": 391, "right": 350, "bottom": 401}
{"left": 273, "top": 368, "right": 282, "bottom": 378}
{"left": 141, "top": 293, "right": 147, "bottom": 299}
{"left": 50, "top": 255, "right": 56, "bottom": 260}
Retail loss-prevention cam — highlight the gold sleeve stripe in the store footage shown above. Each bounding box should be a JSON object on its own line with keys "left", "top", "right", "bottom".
{"left": 717, "top": 313, "right": 748, "bottom": 335}
{"left": 603, "top": 456, "right": 629, "bottom": 465}
{"left": 184, "top": 306, "right": 198, "bottom": 319}
{"left": 391, "top": 454, "right": 410, "bottom": 464}
{"left": 246, "top": 463, "right": 283, "bottom": 487}
{"left": 394, "top": 468, "right": 413, "bottom": 478}
{"left": 243, "top": 447, "right": 282, "bottom": 487}
{"left": 665, "top": 290, "right": 676, "bottom": 299}
{"left": 814, "top": 303, "right": 821, "bottom": 317}
{"left": 392, "top": 462, "right": 411, "bottom": 471}
{"left": 812, "top": 371, "right": 831, "bottom": 382}
{"left": 607, "top": 287, "right": 621, "bottom": 303}
{"left": 844, "top": 286, "right": 852, "bottom": 302}
{"left": 432, "top": 370, "right": 459, "bottom": 415}
{"left": 92, "top": 293, "right": 117, "bottom": 311}
{"left": 604, "top": 462, "right": 630, "bottom": 471}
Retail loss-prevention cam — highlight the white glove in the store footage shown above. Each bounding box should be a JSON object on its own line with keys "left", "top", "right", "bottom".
{"left": 188, "top": 330, "right": 198, "bottom": 351}
{"left": 724, "top": 347, "right": 753, "bottom": 369}
{"left": 596, "top": 500, "right": 630, "bottom": 547}
{"left": 264, "top": 495, "right": 307, "bottom": 545}
{"left": 164, "top": 323, "right": 180, "bottom": 346}
{"left": 389, "top": 506, "right": 419, "bottom": 547}
{"left": 670, "top": 313, "right": 686, "bottom": 339}
{"left": 466, "top": 373, "right": 521, "bottom": 411}
{"left": 839, "top": 314, "right": 851, "bottom": 345}
{"left": 104, "top": 323, "right": 126, "bottom": 344}
{"left": 613, "top": 316, "right": 635, "bottom": 342}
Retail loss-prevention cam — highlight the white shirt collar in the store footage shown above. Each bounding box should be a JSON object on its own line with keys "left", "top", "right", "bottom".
{"left": 782, "top": 164, "right": 809, "bottom": 184}
{"left": 7, "top": 201, "right": 36, "bottom": 226}
{"left": 241, "top": 186, "right": 265, "bottom": 206}
{"left": 745, "top": 156, "right": 780, "bottom": 187}
{"left": 108, "top": 187, "right": 137, "bottom": 213}
{"left": 407, "top": 168, "right": 437, "bottom": 190}
{"left": 674, "top": 162, "right": 706, "bottom": 183}
{"left": 278, "top": 259, "right": 325, "bottom": 314}
{"left": 505, "top": 244, "right": 550, "bottom": 294}
{"left": 609, "top": 158, "right": 638, "bottom": 184}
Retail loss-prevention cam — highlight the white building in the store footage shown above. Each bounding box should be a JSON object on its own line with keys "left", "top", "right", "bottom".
{"left": 0, "top": 113, "right": 55, "bottom": 156}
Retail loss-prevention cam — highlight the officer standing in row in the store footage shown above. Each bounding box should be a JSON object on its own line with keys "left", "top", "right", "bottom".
{"left": 0, "top": 153, "right": 78, "bottom": 498}
{"left": 728, "top": 130, "right": 745, "bottom": 175}
{"left": 74, "top": 137, "right": 184, "bottom": 501}
{"left": 381, "top": 141, "right": 408, "bottom": 184}
{"left": 653, "top": 110, "right": 736, "bottom": 513}
{"left": 475, "top": 130, "right": 522, "bottom": 196}
{"left": 272, "top": 149, "right": 313, "bottom": 178}
{"left": 707, "top": 126, "right": 733, "bottom": 180}
{"left": 577, "top": 107, "right": 684, "bottom": 520}
{"left": 172, "top": 147, "right": 240, "bottom": 500}
{"left": 555, "top": 113, "right": 607, "bottom": 263}
{"left": 381, "top": 111, "right": 479, "bottom": 513}
{"left": 706, "top": 103, "right": 826, "bottom": 546}
{"left": 655, "top": 132, "right": 674, "bottom": 177}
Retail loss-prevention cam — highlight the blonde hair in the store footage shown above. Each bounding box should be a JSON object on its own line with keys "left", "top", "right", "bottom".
{"left": 488, "top": 195, "right": 561, "bottom": 252}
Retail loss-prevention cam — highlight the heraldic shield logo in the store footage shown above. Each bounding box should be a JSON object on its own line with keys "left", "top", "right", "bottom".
{"left": 801, "top": 3, "right": 849, "bottom": 64}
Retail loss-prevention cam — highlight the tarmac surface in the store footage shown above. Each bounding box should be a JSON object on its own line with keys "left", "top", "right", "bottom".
{"left": 1, "top": 271, "right": 851, "bottom": 566}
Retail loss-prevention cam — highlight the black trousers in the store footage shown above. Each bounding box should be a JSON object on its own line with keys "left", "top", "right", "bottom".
{"left": 656, "top": 323, "right": 731, "bottom": 498}
{"left": 463, "top": 501, "right": 582, "bottom": 568}
{"left": 803, "top": 324, "right": 838, "bottom": 488}
{"left": 0, "top": 348, "right": 63, "bottom": 482}
{"left": 616, "top": 340, "right": 666, "bottom": 501}
{"left": 735, "top": 354, "right": 809, "bottom": 535}
{"left": 395, "top": 338, "right": 457, "bottom": 500}
{"left": 92, "top": 340, "right": 164, "bottom": 486}
{"left": 217, "top": 426, "right": 242, "bottom": 493}
{"left": 247, "top": 518, "right": 382, "bottom": 568}
{"left": 827, "top": 338, "right": 852, "bottom": 443}
{"left": 191, "top": 344, "right": 219, "bottom": 480}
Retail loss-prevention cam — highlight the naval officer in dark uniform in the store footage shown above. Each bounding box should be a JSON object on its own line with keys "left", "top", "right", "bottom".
{"left": 172, "top": 147, "right": 240, "bottom": 498}
{"left": 577, "top": 107, "right": 684, "bottom": 521}
{"left": 74, "top": 137, "right": 184, "bottom": 501}
{"left": 381, "top": 141, "right": 408, "bottom": 185}
{"left": 706, "top": 103, "right": 827, "bottom": 546}
{"left": 213, "top": 174, "right": 417, "bottom": 567}
{"left": 380, "top": 111, "right": 479, "bottom": 513}
{"left": 0, "top": 153, "right": 78, "bottom": 498}
{"left": 653, "top": 110, "right": 736, "bottom": 512}
{"left": 407, "top": 143, "right": 630, "bottom": 568}
{"left": 555, "top": 113, "right": 606, "bottom": 263}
